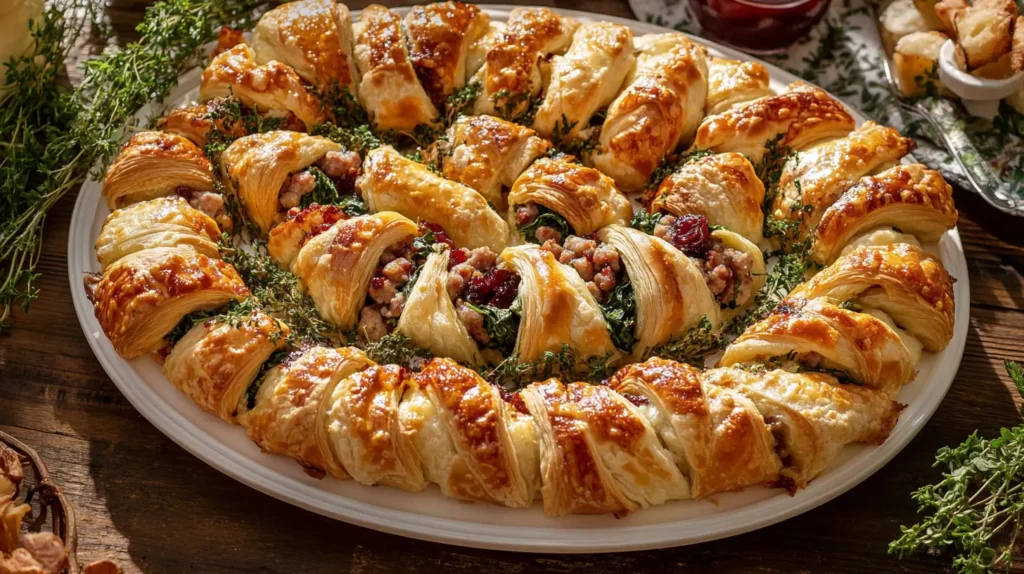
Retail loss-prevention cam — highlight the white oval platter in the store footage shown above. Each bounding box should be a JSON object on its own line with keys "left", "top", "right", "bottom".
{"left": 67, "top": 5, "right": 970, "bottom": 554}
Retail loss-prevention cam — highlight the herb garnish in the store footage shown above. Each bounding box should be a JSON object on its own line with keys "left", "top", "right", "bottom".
{"left": 491, "top": 89, "right": 540, "bottom": 126}
{"left": 601, "top": 279, "right": 637, "bottom": 353}
{"left": 643, "top": 317, "right": 724, "bottom": 366}
{"left": 629, "top": 208, "right": 663, "bottom": 235}
{"left": 363, "top": 331, "right": 432, "bottom": 368}
{"left": 518, "top": 205, "right": 573, "bottom": 244}
{"left": 890, "top": 361, "right": 1024, "bottom": 573}
{"left": 203, "top": 97, "right": 284, "bottom": 157}
{"left": 311, "top": 122, "right": 383, "bottom": 157}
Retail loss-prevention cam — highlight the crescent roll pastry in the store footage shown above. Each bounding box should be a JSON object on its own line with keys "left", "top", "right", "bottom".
{"left": 466, "top": 20, "right": 504, "bottom": 76}
{"left": 251, "top": 0, "right": 359, "bottom": 93}
{"left": 200, "top": 43, "right": 328, "bottom": 132}
{"left": 608, "top": 359, "right": 781, "bottom": 497}
{"left": 102, "top": 131, "right": 215, "bottom": 210}
{"left": 405, "top": 2, "right": 491, "bottom": 108}
{"left": 352, "top": 5, "right": 438, "bottom": 133}
{"left": 157, "top": 98, "right": 249, "bottom": 148}
{"left": 811, "top": 164, "right": 958, "bottom": 265}
{"left": 507, "top": 157, "right": 632, "bottom": 244}
{"left": 397, "top": 250, "right": 484, "bottom": 365}
{"left": 691, "top": 81, "right": 856, "bottom": 162}
{"left": 267, "top": 204, "right": 351, "bottom": 270}
{"left": 719, "top": 297, "right": 917, "bottom": 398}
{"left": 323, "top": 363, "right": 426, "bottom": 490}
{"left": 521, "top": 379, "right": 689, "bottom": 516}
{"left": 238, "top": 346, "right": 372, "bottom": 477}
{"left": 501, "top": 245, "right": 616, "bottom": 363}
{"left": 649, "top": 152, "right": 765, "bottom": 244}
{"left": 705, "top": 57, "right": 773, "bottom": 116}
{"left": 400, "top": 359, "right": 540, "bottom": 506}
{"left": 95, "top": 197, "right": 221, "bottom": 269}
{"left": 596, "top": 225, "right": 720, "bottom": 357}
{"left": 291, "top": 212, "right": 418, "bottom": 329}
{"left": 790, "top": 243, "right": 955, "bottom": 351}
{"left": 772, "top": 121, "right": 915, "bottom": 231}
{"left": 358, "top": 146, "right": 509, "bottom": 252}
{"left": 531, "top": 22, "right": 635, "bottom": 141}
{"left": 472, "top": 8, "right": 579, "bottom": 118}
{"left": 162, "top": 311, "right": 289, "bottom": 422}
{"left": 591, "top": 33, "right": 708, "bottom": 192}
{"left": 88, "top": 247, "right": 248, "bottom": 359}
{"left": 702, "top": 367, "right": 902, "bottom": 487}
{"left": 219, "top": 131, "right": 342, "bottom": 233}
{"left": 442, "top": 114, "right": 551, "bottom": 207}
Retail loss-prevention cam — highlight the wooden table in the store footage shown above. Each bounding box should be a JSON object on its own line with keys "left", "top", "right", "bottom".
{"left": 3, "top": 1, "right": 1024, "bottom": 572}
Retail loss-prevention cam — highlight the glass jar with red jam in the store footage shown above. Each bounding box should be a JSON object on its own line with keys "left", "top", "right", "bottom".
{"left": 689, "top": 0, "right": 831, "bottom": 54}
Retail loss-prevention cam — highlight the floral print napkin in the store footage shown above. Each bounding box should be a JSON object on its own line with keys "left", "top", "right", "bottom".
{"left": 629, "top": 0, "right": 1024, "bottom": 215}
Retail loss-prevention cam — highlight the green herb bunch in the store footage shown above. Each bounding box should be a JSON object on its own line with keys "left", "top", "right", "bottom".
{"left": 0, "top": 0, "right": 265, "bottom": 332}
{"left": 890, "top": 360, "right": 1024, "bottom": 573}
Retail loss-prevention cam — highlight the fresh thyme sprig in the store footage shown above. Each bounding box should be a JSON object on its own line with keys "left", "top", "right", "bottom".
{"left": 0, "top": 0, "right": 265, "bottom": 332}
{"left": 890, "top": 360, "right": 1024, "bottom": 573}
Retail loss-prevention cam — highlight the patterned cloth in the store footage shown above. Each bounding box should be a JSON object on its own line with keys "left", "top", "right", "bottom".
{"left": 629, "top": 0, "right": 1024, "bottom": 215}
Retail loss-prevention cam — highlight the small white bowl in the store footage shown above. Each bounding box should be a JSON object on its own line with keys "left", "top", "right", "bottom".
{"left": 938, "top": 39, "right": 1024, "bottom": 117}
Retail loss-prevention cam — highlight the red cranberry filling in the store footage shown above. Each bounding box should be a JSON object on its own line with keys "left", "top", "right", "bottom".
{"left": 666, "top": 214, "right": 712, "bottom": 257}
{"left": 467, "top": 269, "right": 520, "bottom": 309}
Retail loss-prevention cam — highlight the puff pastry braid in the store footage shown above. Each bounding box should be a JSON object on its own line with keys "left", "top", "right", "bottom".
{"left": 500, "top": 245, "right": 616, "bottom": 363}
{"left": 791, "top": 243, "right": 955, "bottom": 351}
{"left": 473, "top": 8, "right": 579, "bottom": 118}
{"left": 705, "top": 56, "right": 772, "bottom": 115}
{"left": 200, "top": 43, "right": 328, "bottom": 132}
{"left": 811, "top": 164, "right": 958, "bottom": 264}
{"left": 238, "top": 346, "right": 373, "bottom": 477}
{"left": 772, "top": 121, "right": 915, "bottom": 234}
{"left": 649, "top": 152, "right": 765, "bottom": 244}
{"left": 441, "top": 114, "right": 551, "bottom": 207}
{"left": 702, "top": 366, "right": 902, "bottom": 488}
{"left": 521, "top": 379, "right": 689, "bottom": 516}
{"left": 102, "top": 131, "right": 215, "bottom": 210}
{"left": 609, "top": 359, "right": 781, "bottom": 497}
{"left": 323, "top": 362, "right": 427, "bottom": 491}
{"left": 405, "top": 2, "right": 491, "bottom": 108}
{"left": 591, "top": 33, "right": 709, "bottom": 192}
{"left": 251, "top": 0, "right": 360, "bottom": 93}
{"left": 720, "top": 297, "right": 919, "bottom": 398}
{"left": 353, "top": 5, "right": 439, "bottom": 132}
{"left": 163, "top": 311, "right": 290, "bottom": 422}
{"left": 401, "top": 359, "right": 540, "bottom": 506}
{"left": 95, "top": 197, "right": 221, "bottom": 269}
{"left": 219, "top": 130, "right": 342, "bottom": 233}
{"left": 692, "top": 81, "right": 856, "bottom": 162}
{"left": 87, "top": 247, "right": 249, "bottom": 360}
{"left": 358, "top": 146, "right": 509, "bottom": 252}
{"left": 531, "top": 22, "right": 635, "bottom": 141}
{"left": 507, "top": 157, "right": 633, "bottom": 243}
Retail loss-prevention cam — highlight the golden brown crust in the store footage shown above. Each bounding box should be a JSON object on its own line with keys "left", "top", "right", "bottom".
{"left": 267, "top": 204, "right": 351, "bottom": 270}
{"left": 609, "top": 358, "right": 781, "bottom": 497}
{"left": 705, "top": 57, "right": 772, "bottom": 116}
{"left": 251, "top": 0, "right": 358, "bottom": 91}
{"left": 156, "top": 98, "right": 249, "bottom": 148}
{"left": 163, "top": 312, "right": 289, "bottom": 422}
{"left": 591, "top": 33, "right": 708, "bottom": 192}
{"left": 521, "top": 379, "right": 688, "bottom": 516}
{"left": 649, "top": 152, "right": 765, "bottom": 243}
{"left": 692, "top": 81, "right": 855, "bottom": 162}
{"left": 95, "top": 197, "right": 221, "bottom": 269}
{"left": 102, "top": 131, "right": 215, "bottom": 210}
{"left": 812, "top": 164, "right": 958, "bottom": 264}
{"left": 791, "top": 243, "right": 955, "bottom": 351}
{"left": 441, "top": 114, "right": 551, "bottom": 207}
{"left": 405, "top": 2, "right": 490, "bottom": 108}
{"left": 90, "top": 247, "right": 249, "bottom": 360}
{"left": 353, "top": 5, "right": 439, "bottom": 132}
{"left": 411, "top": 359, "right": 536, "bottom": 506}
{"left": 200, "top": 43, "right": 328, "bottom": 132}
{"left": 773, "top": 122, "right": 915, "bottom": 234}
{"left": 473, "top": 8, "right": 578, "bottom": 117}
{"left": 507, "top": 157, "right": 633, "bottom": 239}
{"left": 325, "top": 363, "right": 427, "bottom": 490}
{"left": 720, "top": 298, "right": 917, "bottom": 397}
